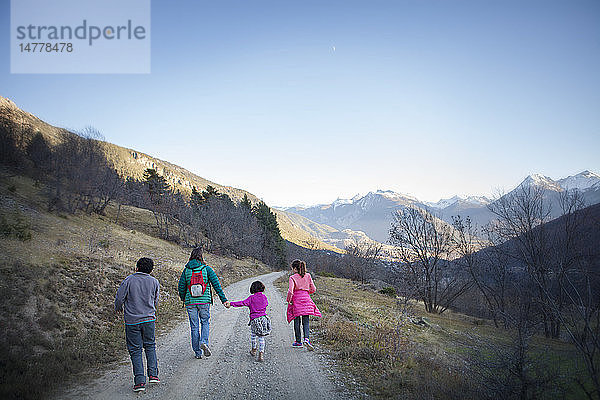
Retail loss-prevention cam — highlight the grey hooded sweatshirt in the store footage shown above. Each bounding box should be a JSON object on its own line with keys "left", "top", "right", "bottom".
{"left": 115, "top": 272, "right": 160, "bottom": 325}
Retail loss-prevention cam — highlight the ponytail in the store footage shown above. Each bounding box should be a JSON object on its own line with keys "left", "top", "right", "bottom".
{"left": 291, "top": 259, "right": 306, "bottom": 277}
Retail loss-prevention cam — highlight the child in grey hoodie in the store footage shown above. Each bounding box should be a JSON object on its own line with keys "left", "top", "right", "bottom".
{"left": 115, "top": 257, "right": 160, "bottom": 392}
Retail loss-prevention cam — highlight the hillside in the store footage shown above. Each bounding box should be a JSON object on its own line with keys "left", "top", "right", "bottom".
{"left": 0, "top": 95, "right": 333, "bottom": 252}
{"left": 274, "top": 274, "right": 588, "bottom": 399}
{"left": 0, "top": 170, "right": 271, "bottom": 399}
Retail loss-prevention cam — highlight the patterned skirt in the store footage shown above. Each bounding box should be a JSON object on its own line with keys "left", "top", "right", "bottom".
{"left": 250, "top": 315, "right": 272, "bottom": 336}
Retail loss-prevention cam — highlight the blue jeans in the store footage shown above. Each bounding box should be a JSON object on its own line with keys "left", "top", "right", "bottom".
{"left": 294, "top": 315, "right": 310, "bottom": 342}
{"left": 186, "top": 304, "right": 210, "bottom": 356}
{"left": 125, "top": 321, "right": 158, "bottom": 385}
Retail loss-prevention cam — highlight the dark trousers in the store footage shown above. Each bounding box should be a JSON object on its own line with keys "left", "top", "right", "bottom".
{"left": 293, "top": 315, "right": 310, "bottom": 342}
{"left": 125, "top": 321, "right": 158, "bottom": 385}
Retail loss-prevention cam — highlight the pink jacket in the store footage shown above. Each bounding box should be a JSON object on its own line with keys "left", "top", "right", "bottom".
{"left": 230, "top": 292, "right": 268, "bottom": 320}
{"left": 286, "top": 273, "right": 316, "bottom": 303}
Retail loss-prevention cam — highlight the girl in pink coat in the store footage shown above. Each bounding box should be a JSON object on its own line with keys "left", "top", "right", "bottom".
{"left": 286, "top": 259, "right": 321, "bottom": 350}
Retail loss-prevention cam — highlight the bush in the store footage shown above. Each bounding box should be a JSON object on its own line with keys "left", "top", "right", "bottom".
{"left": 380, "top": 286, "right": 397, "bottom": 297}
{"left": 0, "top": 210, "right": 32, "bottom": 241}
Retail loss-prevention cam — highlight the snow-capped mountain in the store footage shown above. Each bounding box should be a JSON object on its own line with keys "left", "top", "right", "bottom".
{"left": 425, "top": 195, "right": 491, "bottom": 209}
{"left": 520, "top": 173, "right": 563, "bottom": 191}
{"left": 284, "top": 190, "right": 421, "bottom": 242}
{"left": 557, "top": 170, "right": 600, "bottom": 192}
{"left": 284, "top": 171, "right": 600, "bottom": 244}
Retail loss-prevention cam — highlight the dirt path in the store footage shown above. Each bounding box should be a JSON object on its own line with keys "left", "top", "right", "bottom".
{"left": 57, "top": 271, "right": 346, "bottom": 399}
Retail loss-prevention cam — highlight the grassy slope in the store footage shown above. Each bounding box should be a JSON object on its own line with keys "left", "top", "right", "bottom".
{"left": 0, "top": 171, "right": 271, "bottom": 400}
{"left": 275, "top": 275, "right": 588, "bottom": 400}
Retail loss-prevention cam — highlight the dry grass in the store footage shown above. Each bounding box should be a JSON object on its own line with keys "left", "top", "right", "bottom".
{"left": 275, "top": 274, "right": 589, "bottom": 400}
{"left": 0, "top": 172, "right": 271, "bottom": 399}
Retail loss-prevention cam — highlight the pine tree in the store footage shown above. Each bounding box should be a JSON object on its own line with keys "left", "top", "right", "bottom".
{"left": 253, "top": 201, "right": 286, "bottom": 267}
{"left": 143, "top": 168, "right": 171, "bottom": 238}
{"left": 201, "top": 185, "right": 219, "bottom": 201}
{"left": 143, "top": 168, "right": 170, "bottom": 201}
{"left": 240, "top": 194, "right": 252, "bottom": 210}
{"left": 190, "top": 186, "right": 204, "bottom": 209}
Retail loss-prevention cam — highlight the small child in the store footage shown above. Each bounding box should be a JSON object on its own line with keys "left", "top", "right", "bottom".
{"left": 287, "top": 259, "right": 321, "bottom": 350}
{"left": 230, "top": 280, "right": 272, "bottom": 362}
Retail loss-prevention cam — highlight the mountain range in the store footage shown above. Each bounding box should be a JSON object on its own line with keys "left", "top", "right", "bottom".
{"left": 283, "top": 171, "right": 600, "bottom": 244}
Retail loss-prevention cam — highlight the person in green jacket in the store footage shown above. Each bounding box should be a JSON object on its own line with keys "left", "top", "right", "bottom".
{"left": 178, "top": 247, "right": 230, "bottom": 359}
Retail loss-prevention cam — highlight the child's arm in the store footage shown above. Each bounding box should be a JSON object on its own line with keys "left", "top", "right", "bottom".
{"left": 114, "top": 277, "right": 129, "bottom": 312}
{"left": 154, "top": 280, "right": 160, "bottom": 308}
{"left": 206, "top": 266, "right": 228, "bottom": 303}
{"left": 286, "top": 276, "right": 295, "bottom": 303}
{"left": 308, "top": 274, "right": 316, "bottom": 294}
{"left": 230, "top": 295, "right": 251, "bottom": 308}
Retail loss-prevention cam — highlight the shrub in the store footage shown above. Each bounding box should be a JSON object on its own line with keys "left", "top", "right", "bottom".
{"left": 380, "top": 286, "right": 397, "bottom": 297}
{"left": 0, "top": 210, "right": 32, "bottom": 241}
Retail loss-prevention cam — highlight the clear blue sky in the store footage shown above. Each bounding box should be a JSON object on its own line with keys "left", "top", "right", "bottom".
{"left": 1, "top": 0, "right": 599, "bottom": 206}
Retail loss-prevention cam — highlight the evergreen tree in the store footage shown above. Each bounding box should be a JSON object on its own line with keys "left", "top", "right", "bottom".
{"left": 143, "top": 168, "right": 171, "bottom": 238}
{"left": 253, "top": 201, "right": 286, "bottom": 267}
{"left": 240, "top": 194, "right": 252, "bottom": 210}
{"left": 201, "top": 185, "right": 219, "bottom": 201}
{"left": 144, "top": 168, "right": 170, "bottom": 200}
{"left": 190, "top": 186, "right": 204, "bottom": 209}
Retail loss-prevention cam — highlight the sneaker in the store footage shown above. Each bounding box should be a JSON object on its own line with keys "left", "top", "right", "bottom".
{"left": 292, "top": 341, "right": 303, "bottom": 348}
{"left": 304, "top": 339, "right": 315, "bottom": 351}
{"left": 133, "top": 383, "right": 145, "bottom": 392}
{"left": 195, "top": 354, "right": 202, "bottom": 359}
{"left": 250, "top": 348, "right": 257, "bottom": 356}
{"left": 201, "top": 343, "right": 211, "bottom": 357}
{"left": 258, "top": 352, "right": 264, "bottom": 362}
{"left": 148, "top": 376, "right": 160, "bottom": 384}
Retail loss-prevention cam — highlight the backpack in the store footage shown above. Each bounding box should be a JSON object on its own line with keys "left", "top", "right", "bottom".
{"left": 188, "top": 266, "right": 208, "bottom": 297}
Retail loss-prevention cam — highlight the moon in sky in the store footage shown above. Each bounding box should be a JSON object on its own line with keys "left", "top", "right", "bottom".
{"left": 332, "top": 46, "right": 336, "bottom": 52}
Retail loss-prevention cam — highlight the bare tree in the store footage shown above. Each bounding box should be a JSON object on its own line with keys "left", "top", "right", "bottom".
{"left": 344, "top": 240, "right": 383, "bottom": 284}
{"left": 389, "top": 207, "right": 470, "bottom": 314}
{"left": 453, "top": 215, "right": 511, "bottom": 328}
{"left": 488, "top": 186, "right": 600, "bottom": 396}
{"left": 487, "top": 185, "right": 559, "bottom": 337}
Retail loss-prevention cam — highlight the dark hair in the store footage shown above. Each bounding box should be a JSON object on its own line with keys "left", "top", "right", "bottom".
{"left": 189, "top": 247, "right": 205, "bottom": 263}
{"left": 250, "top": 280, "right": 265, "bottom": 294}
{"left": 291, "top": 259, "right": 306, "bottom": 277}
{"left": 137, "top": 257, "right": 154, "bottom": 274}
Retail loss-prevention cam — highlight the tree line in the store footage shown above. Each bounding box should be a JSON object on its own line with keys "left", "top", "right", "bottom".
{"left": 0, "top": 124, "right": 286, "bottom": 268}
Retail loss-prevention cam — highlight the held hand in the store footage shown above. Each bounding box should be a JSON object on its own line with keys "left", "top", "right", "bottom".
{"left": 224, "top": 301, "right": 231, "bottom": 308}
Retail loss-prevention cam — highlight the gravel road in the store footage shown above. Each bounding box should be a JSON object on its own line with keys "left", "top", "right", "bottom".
{"left": 57, "top": 271, "right": 346, "bottom": 400}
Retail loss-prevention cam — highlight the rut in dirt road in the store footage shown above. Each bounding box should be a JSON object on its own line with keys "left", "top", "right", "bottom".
{"left": 57, "top": 271, "right": 347, "bottom": 400}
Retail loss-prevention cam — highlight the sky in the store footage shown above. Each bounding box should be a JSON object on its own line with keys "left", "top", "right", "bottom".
{"left": 1, "top": 0, "right": 599, "bottom": 207}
